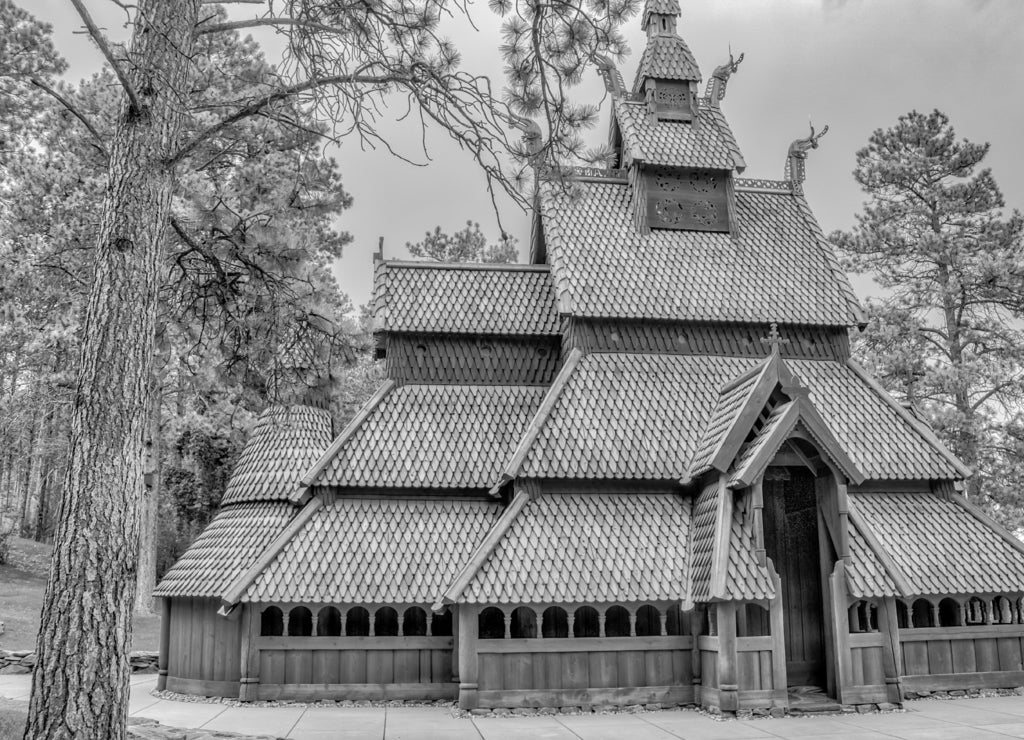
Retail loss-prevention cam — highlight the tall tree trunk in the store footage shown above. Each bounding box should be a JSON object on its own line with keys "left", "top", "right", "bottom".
{"left": 135, "top": 378, "right": 161, "bottom": 614}
{"left": 25, "top": 405, "right": 48, "bottom": 541}
{"left": 17, "top": 420, "right": 35, "bottom": 536}
{"left": 25, "top": 2, "right": 199, "bottom": 737}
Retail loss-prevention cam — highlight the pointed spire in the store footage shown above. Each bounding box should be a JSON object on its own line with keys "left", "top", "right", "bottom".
{"left": 641, "top": 0, "right": 682, "bottom": 35}
{"left": 633, "top": 0, "right": 701, "bottom": 93}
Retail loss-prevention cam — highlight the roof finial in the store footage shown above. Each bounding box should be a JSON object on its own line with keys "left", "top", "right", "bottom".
{"left": 760, "top": 322, "right": 790, "bottom": 356}
{"left": 706, "top": 47, "right": 744, "bottom": 107}
{"left": 785, "top": 121, "right": 829, "bottom": 186}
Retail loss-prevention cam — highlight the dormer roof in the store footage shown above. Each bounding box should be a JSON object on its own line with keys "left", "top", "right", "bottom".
{"left": 633, "top": 34, "right": 701, "bottom": 89}
{"left": 615, "top": 101, "right": 744, "bottom": 170}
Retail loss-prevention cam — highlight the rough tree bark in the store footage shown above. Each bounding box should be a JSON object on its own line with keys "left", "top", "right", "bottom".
{"left": 134, "top": 377, "right": 161, "bottom": 614}
{"left": 25, "top": 1, "right": 199, "bottom": 737}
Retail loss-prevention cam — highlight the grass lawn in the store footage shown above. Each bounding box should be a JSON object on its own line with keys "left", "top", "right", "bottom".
{"left": 1, "top": 536, "right": 161, "bottom": 652}
{"left": 0, "top": 697, "right": 27, "bottom": 737}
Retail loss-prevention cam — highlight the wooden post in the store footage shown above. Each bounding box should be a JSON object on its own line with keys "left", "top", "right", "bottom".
{"left": 829, "top": 562, "right": 852, "bottom": 704}
{"left": 817, "top": 507, "right": 838, "bottom": 699}
{"left": 768, "top": 567, "right": 787, "bottom": 707}
{"left": 752, "top": 481, "right": 766, "bottom": 566}
{"left": 717, "top": 602, "right": 739, "bottom": 713}
{"left": 239, "top": 605, "right": 261, "bottom": 702}
{"left": 156, "top": 598, "right": 170, "bottom": 691}
{"left": 457, "top": 604, "right": 479, "bottom": 710}
{"left": 451, "top": 606, "right": 460, "bottom": 683}
{"left": 692, "top": 605, "right": 704, "bottom": 692}
{"left": 880, "top": 596, "right": 905, "bottom": 705}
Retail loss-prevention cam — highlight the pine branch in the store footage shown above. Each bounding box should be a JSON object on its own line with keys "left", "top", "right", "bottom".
{"left": 29, "top": 77, "right": 109, "bottom": 158}
{"left": 68, "top": 0, "right": 143, "bottom": 115}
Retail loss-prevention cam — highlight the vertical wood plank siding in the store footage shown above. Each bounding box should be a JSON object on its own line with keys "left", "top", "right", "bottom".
{"left": 565, "top": 319, "right": 850, "bottom": 360}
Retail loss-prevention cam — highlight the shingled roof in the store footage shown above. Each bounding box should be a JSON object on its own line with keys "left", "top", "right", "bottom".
{"left": 849, "top": 492, "right": 1024, "bottom": 597}
{"left": 500, "top": 353, "right": 960, "bottom": 485}
{"left": 154, "top": 501, "right": 294, "bottom": 598}
{"left": 615, "top": 103, "right": 744, "bottom": 170}
{"left": 241, "top": 497, "right": 500, "bottom": 604}
{"left": 307, "top": 384, "right": 547, "bottom": 489}
{"left": 442, "top": 491, "right": 692, "bottom": 606}
{"left": 220, "top": 405, "right": 334, "bottom": 505}
{"left": 632, "top": 34, "right": 701, "bottom": 87}
{"left": 373, "top": 261, "right": 559, "bottom": 336}
{"left": 540, "top": 182, "right": 861, "bottom": 326}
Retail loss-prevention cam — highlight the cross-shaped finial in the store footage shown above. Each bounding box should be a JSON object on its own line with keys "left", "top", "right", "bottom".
{"left": 760, "top": 322, "right": 790, "bottom": 355}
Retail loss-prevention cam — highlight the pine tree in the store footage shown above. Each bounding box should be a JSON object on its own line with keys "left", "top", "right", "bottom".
{"left": 833, "top": 109, "right": 1024, "bottom": 527}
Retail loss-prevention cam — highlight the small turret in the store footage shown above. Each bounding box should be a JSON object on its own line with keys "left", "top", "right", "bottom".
{"left": 633, "top": 0, "right": 701, "bottom": 122}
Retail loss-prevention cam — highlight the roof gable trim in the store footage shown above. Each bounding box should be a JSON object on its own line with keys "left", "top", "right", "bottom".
{"left": 297, "top": 379, "right": 397, "bottom": 493}
{"left": 433, "top": 488, "right": 532, "bottom": 610}
{"left": 489, "top": 349, "right": 584, "bottom": 495}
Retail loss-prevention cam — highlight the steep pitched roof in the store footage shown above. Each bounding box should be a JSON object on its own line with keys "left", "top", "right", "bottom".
{"left": 502, "top": 353, "right": 961, "bottom": 485}
{"left": 845, "top": 518, "right": 900, "bottom": 599}
{"left": 849, "top": 491, "right": 1024, "bottom": 597}
{"left": 220, "top": 405, "right": 334, "bottom": 506}
{"left": 241, "top": 497, "right": 500, "bottom": 605}
{"left": 153, "top": 501, "right": 294, "bottom": 598}
{"left": 632, "top": 34, "right": 701, "bottom": 87}
{"left": 373, "top": 261, "right": 559, "bottom": 336}
{"left": 615, "top": 103, "right": 742, "bottom": 170}
{"left": 641, "top": 0, "right": 681, "bottom": 29}
{"left": 442, "top": 492, "right": 691, "bottom": 605}
{"left": 307, "top": 384, "right": 547, "bottom": 489}
{"left": 540, "top": 182, "right": 862, "bottom": 326}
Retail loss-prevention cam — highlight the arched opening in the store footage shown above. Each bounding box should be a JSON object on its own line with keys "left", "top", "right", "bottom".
{"left": 848, "top": 600, "right": 878, "bottom": 633}
{"left": 895, "top": 600, "right": 909, "bottom": 629}
{"left": 317, "top": 606, "right": 342, "bottom": 636}
{"left": 261, "top": 606, "right": 284, "bottom": 636}
{"left": 605, "top": 605, "right": 630, "bottom": 637}
{"left": 573, "top": 606, "right": 600, "bottom": 638}
{"left": 966, "top": 597, "right": 987, "bottom": 625}
{"left": 740, "top": 604, "right": 771, "bottom": 637}
{"left": 635, "top": 605, "right": 661, "bottom": 636}
{"left": 478, "top": 607, "right": 506, "bottom": 639}
{"left": 665, "top": 603, "right": 684, "bottom": 636}
{"left": 374, "top": 607, "right": 399, "bottom": 636}
{"left": 510, "top": 607, "right": 537, "bottom": 639}
{"left": 994, "top": 596, "right": 1014, "bottom": 625}
{"left": 403, "top": 607, "right": 428, "bottom": 636}
{"left": 541, "top": 606, "right": 568, "bottom": 638}
{"left": 911, "top": 599, "right": 934, "bottom": 628}
{"left": 346, "top": 606, "right": 370, "bottom": 637}
{"left": 288, "top": 606, "right": 313, "bottom": 636}
{"left": 431, "top": 609, "right": 453, "bottom": 636}
{"left": 938, "top": 598, "right": 961, "bottom": 628}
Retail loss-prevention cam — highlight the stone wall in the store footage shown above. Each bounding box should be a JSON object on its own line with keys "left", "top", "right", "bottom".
{"left": 0, "top": 649, "right": 159, "bottom": 675}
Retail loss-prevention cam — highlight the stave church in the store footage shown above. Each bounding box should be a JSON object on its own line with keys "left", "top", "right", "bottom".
{"left": 154, "top": 0, "right": 1024, "bottom": 713}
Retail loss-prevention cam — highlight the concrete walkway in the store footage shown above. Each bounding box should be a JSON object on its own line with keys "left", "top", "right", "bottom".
{"left": 4, "top": 675, "right": 1024, "bottom": 738}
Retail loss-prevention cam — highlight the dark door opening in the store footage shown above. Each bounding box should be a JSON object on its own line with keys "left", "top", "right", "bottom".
{"left": 763, "top": 466, "right": 826, "bottom": 689}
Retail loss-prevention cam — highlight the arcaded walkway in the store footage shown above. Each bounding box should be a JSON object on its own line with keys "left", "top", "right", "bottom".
{"left": 4, "top": 675, "right": 1024, "bottom": 738}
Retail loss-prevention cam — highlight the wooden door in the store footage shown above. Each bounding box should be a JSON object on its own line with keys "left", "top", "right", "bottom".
{"left": 763, "top": 466, "right": 826, "bottom": 688}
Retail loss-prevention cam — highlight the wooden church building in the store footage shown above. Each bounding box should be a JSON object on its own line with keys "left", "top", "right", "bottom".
{"left": 155, "top": 1, "right": 1024, "bottom": 713}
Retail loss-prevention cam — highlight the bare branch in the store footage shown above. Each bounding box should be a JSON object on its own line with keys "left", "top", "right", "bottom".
{"left": 167, "top": 72, "right": 410, "bottom": 165}
{"left": 30, "top": 77, "right": 109, "bottom": 158}
{"left": 68, "top": 0, "right": 142, "bottom": 114}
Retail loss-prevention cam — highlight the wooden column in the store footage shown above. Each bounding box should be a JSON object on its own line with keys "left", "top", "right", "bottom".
{"left": 752, "top": 481, "right": 766, "bottom": 566}
{"left": 457, "top": 604, "right": 479, "bottom": 710}
{"left": 451, "top": 607, "right": 460, "bottom": 683}
{"left": 768, "top": 567, "right": 787, "bottom": 708}
{"left": 879, "top": 596, "right": 905, "bottom": 705}
{"left": 238, "top": 605, "right": 261, "bottom": 702}
{"left": 828, "top": 562, "right": 852, "bottom": 704}
{"left": 691, "top": 604, "right": 704, "bottom": 693}
{"left": 717, "top": 602, "right": 739, "bottom": 713}
{"left": 156, "top": 598, "right": 170, "bottom": 691}
{"left": 817, "top": 507, "right": 838, "bottom": 699}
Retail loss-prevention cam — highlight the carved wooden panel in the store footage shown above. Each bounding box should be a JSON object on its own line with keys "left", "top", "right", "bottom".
{"left": 649, "top": 80, "right": 693, "bottom": 122}
{"left": 645, "top": 167, "right": 730, "bottom": 232}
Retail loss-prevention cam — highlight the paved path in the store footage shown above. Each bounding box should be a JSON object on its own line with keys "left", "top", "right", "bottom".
{"left": 4, "top": 675, "right": 1024, "bottom": 738}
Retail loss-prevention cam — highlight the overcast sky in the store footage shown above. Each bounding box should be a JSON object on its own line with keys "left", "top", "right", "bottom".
{"left": 22, "top": 0, "right": 1024, "bottom": 310}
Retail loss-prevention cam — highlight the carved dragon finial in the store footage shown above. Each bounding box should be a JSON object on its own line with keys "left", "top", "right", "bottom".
{"left": 592, "top": 53, "right": 627, "bottom": 99}
{"left": 785, "top": 121, "right": 829, "bottom": 184}
{"left": 706, "top": 48, "right": 744, "bottom": 106}
{"left": 509, "top": 113, "right": 543, "bottom": 157}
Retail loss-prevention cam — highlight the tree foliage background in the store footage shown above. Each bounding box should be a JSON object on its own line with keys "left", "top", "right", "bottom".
{"left": 833, "top": 109, "right": 1024, "bottom": 530}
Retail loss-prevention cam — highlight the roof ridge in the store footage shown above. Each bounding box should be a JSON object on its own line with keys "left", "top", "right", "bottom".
{"left": 296, "top": 379, "right": 397, "bottom": 493}
{"left": 488, "top": 348, "right": 585, "bottom": 495}
{"left": 790, "top": 189, "right": 865, "bottom": 327}
{"left": 380, "top": 260, "right": 550, "bottom": 273}
{"left": 433, "top": 488, "right": 533, "bottom": 610}
{"left": 845, "top": 359, "right": 971, "bottom": 479}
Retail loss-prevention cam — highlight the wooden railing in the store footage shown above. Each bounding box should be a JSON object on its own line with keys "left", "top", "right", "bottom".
{"left": 900, "top": 624, "right": 1024, "bottom": 692}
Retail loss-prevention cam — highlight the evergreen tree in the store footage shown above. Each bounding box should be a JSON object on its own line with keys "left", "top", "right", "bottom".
{"left": 406, "top": 221, "right": 519, "bottom": 263}
{"left": 833, "top": 109, "right": 1024, "bottom": 528}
